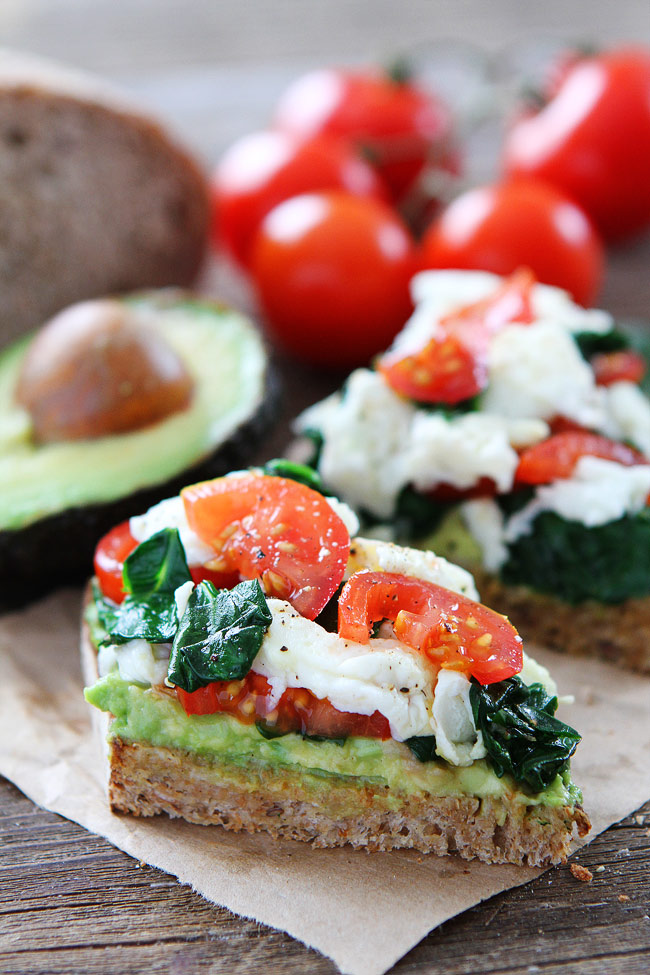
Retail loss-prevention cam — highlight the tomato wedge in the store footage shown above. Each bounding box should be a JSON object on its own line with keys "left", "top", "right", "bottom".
{"left": 182, "top": 473, "right": 350, "bottom": 619}
{"left": 516, "top": 431, "right": 647, "bottom": 485}
{"left": 379, "top": 268, "right": 535, "bottom": 404}
{"left": 94, "top": 521, "right": 138, "bottom": 604}
{"left": 176, "top": 669, "right": 390, "bottom": 738}
{"left": 592, "top": 349, "right": 646, "bottom": 387}
{"left": 93, "top": 519, "right": 240, "bottom": 604}
{"left": 338, "top": 571, "right": 522, "bottom": 685}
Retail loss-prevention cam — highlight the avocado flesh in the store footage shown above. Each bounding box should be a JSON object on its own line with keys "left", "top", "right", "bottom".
{"left": 0, "top": 293, "right": 277, "bottom": 606}
{"left": 84, "top": 671, "right": 579, "bottom": 810}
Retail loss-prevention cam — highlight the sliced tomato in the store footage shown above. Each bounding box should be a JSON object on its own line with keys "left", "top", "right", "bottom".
{"left": 338, "top": 571, "right": 522, "bottom": 685}
{"left": 176, "top": 669, "right": 390, "bottom": 738}
{"left": 426, "top": 477, "right": 498, "bottom": 503}
{"left": 516, "top": 431, "right": 647, "bottom": 485}
{"left": 379, "top": 331, "right": 484, "bottom": 404}
{"left": 93, "top": 520, "right": 240, "bottom": 604}
{"left": 379, "top": 268, "right": 535, "bottom": 404}
{"left": 592, "top": 349, "right": 646, "bottom": 387}
{"left": 94, "top": 521, "right": 138, "bottom": 604}
{"left": 181, "top": 473, "right": 350, "bottom": 620}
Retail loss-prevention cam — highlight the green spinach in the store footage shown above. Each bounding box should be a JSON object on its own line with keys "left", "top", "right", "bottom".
{"left": 404, "top": 735, "right": 438, "bottom": 763}
{"left": 501, "top": 508, "right": 650, "bottom": 603}
{"left": 470, "top": 677, "right": 581, "bottom": 792}
{"left": 262, "top": 458, "right": 325, "bottom": 494}
{"left": 168, "top": 579, "right": 273, "bottom": 692}
{"left": 95, "top": 529, "right": 192, "bottom": 645}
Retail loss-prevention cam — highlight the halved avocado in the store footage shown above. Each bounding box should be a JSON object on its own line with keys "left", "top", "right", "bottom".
{"left": 0, "top": 291, "right": 279, "bottom": 607}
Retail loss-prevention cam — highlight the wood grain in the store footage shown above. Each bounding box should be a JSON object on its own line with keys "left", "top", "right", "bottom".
{"left": 1, "top": 779, "right": 648, "bottom": 974}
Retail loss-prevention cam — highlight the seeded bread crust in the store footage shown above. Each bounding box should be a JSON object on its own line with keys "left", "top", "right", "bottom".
{"left": 81, "top": 618, "right": 590, "bottom": 866}
{"left": 474, "top": 569, "right": 650, "bottom": 674}
{"left": 0, "top": 50, "right": 209, "bottom": 342}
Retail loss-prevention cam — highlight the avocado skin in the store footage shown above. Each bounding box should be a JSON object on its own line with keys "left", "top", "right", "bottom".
{"left": 0, "top": 366, "right": 280, "bottom": 611}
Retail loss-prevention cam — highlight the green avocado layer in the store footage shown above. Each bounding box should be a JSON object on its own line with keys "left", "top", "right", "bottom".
{"left": 85, "top": 672, "right": 580, "bottom": 809}
{"left": 0, "top": 295, "right": 268, "bottom": 531}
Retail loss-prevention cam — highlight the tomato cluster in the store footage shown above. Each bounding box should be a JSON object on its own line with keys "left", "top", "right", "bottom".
{"left": 209, "top": 47, "right": 650, "bottom": 368}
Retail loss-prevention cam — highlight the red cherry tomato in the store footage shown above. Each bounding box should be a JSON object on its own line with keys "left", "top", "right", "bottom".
{"left": 176, "top": 670, "right": 391, "bottom": 738}
{"left": 273, "top": 67, "right": 458, "bottom": 203}
{"left": 516, "top": 431, "right": 648, "bottom": 485}
{"left": 379, "top": 268, "right": 534, "bottom": 403}
{"left": 338, "top": 571, "right": 523, "bottom": 685}
{"left": 592, "top": 349, "right": 646, "bottom": 387}
{"left": 419, "top": 180, "right": 604, "bottom": 306}
{"left": 94, "top": 521, "right": 138, "bottom": 604}
{"left": 211, "top": 130, "right": 387, "bottom": 266}
{"left": 181, "top": 473, "right": 350, "bottom": 619}
{"left": 93, "top": 520, "right": 239, "bottom": 604}
{"left": 249, "top": 191, "right": 416, "bottom": 368}
{"left": 504, "top": 47, "right": 650, "bottom": 241}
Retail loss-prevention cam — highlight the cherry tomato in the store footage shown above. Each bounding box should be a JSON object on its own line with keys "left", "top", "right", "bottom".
{"left": 273, "top": 67, "right": 458, "bottom": 203}
{"left": 94, "top": 521, "right": 138, "bottom": 604}
{"left": 211, "top": 130, "right": 387, "bottom": 266}
{"left": 93, "top": 520, "right": 239, "bottom": 604}
{"left": 591, "top": 349, "right": 646, "bottom": 387}
{"left": 419, "top": 180, "right": 604, "bottom": 306}
{"left": 504, "top": 47, "right": 650, "bottom": 241}
{"left": 176, "top": 670, "right": 390, "bottom": 738}
{"left": 181, "top": 473, "right": 350, "bottom": 619}
{"left": 379, "top": 268, "right": 534, "bottom": 403}
{"left": 249, "top": 191, "right": 416, "bottom": 368}
{"left": 338, "top": 571, "right": 523, "bottom": 685}
{"left": 516, "top": 431, "right": 647, "bottom": 485}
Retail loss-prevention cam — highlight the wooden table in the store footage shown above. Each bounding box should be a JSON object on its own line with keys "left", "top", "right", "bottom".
{"left": 2, "top": 4, "right": 650, "bottom": 970}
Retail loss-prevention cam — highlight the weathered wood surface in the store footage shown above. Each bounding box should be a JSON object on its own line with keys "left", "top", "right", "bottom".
{"left": 2, "top": 2, "right": 650, "bottom": 970}
{"left": 1, "top": 779, "right": 648, "bottom": 974}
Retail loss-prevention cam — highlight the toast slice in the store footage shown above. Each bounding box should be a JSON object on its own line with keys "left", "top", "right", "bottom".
{"left": 0, "top": 49, "right": 209, "bottom": 342}
{"left": 82, "top": 592, "right": 589, "bottom": 867}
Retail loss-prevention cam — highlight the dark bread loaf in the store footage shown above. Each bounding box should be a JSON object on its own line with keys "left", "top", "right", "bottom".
{"left": 0, "top": 50, "right": 210, "bottom": 343}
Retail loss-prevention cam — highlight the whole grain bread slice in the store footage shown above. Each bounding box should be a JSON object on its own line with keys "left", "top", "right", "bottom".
{"left": 0, "top": 49, "right": 210, "bottom": 343}
{"left": 81, "top": 616, "right": 590, "bottom": 867}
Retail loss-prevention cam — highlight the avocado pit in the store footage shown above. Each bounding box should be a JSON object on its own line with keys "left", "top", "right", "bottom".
{"left": 15, "top": 298, "right": 195, "bottom": 442}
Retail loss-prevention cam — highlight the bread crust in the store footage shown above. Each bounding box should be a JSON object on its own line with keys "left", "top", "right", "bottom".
{"left": 0, "top": 49, "right": 209, "bottom": 341}
{"left": 474, "top": 569, "right": 650, "bottom": 674}
{"left": 81, "top": 613, "right": 590, "bottom": 866}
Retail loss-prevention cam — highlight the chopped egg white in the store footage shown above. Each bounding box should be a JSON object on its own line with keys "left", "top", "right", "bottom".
{"left": 601, "top": 381, "right": 650, "bottom": 457}
{"left": 98, "top": 639, "right": 170, "bottom": 686}
{"left": 130, "top": 495, "right": 214, "bottom": 565}
{"left": 296, "top": 369, "right": 548, "bottom": 519}
{"left": 482, "top": 321, "right": 607, "bottom": 427}
{"left": 408, "top": 411, "right": 547, "bottom": 493}
{"left": 252, "top": 598, "right": 437, "bottom": 741}
{"left": 461, "top": 498, "right": 508, "bottom": 572}
{"left": 297, "top": 369, "right": 415, "bottom": 518}
{"left": 431, "top": 669, "right": 486, "bottom": 766}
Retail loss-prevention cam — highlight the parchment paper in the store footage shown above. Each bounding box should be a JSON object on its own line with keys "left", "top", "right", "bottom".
{"left": 1, "top": 590, "right": 649, "bottom": 975}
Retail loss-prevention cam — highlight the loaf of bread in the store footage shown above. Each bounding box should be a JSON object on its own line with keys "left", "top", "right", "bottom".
{"left": 0, "top": 49, "right": 210, "bottom": 343}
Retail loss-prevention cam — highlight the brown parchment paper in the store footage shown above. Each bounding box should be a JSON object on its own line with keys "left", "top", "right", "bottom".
{"left": 1, "top": 590, "right": 649, "bottom": 975}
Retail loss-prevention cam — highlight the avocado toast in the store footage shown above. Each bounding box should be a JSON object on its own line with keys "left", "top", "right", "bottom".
{"left": 296, "top": 269, "right": 650, "bottom": 671}
{"left": 0, "top": 290, "right": 276, "bottom": 606}
{"left": 83, "top": 461, "right": 589, "bottom": 865}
